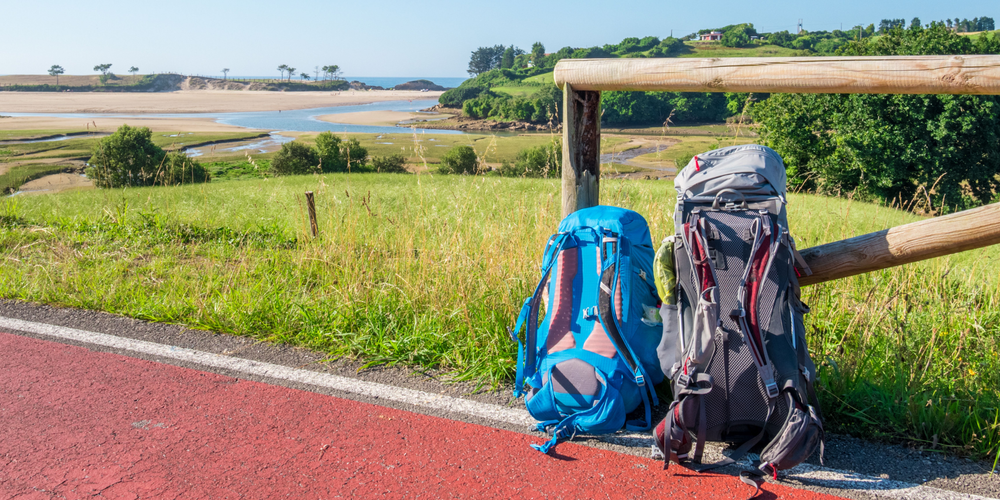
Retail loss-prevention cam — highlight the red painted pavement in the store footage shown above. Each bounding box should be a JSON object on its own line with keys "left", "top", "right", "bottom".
{"left": 0, "top": 332, "right": 837, "bottom": 499}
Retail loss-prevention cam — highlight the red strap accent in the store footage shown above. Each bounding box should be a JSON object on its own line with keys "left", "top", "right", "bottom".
{"left": 746, "top": 224, "right": 772, "bottom": 367}
{"left": 694, "top": 156, "right": 700, "bottom": 172}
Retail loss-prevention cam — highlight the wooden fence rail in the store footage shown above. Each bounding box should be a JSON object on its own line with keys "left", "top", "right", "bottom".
{"left": 555, "top": 55, "right": 1000, "bottom": 282}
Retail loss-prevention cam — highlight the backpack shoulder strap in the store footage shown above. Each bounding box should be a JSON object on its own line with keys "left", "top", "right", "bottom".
{"left": 512, "top": 232, "right": 573, "bottom": 398}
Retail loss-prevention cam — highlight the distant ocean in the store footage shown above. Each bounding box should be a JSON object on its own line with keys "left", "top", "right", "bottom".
{"left": 217, "top": 76, "right": 468, "bottom": 89}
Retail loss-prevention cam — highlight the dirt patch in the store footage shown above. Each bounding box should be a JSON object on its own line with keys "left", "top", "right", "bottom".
{"left": 16, "top": 173, "right": 93, "bottom": 195}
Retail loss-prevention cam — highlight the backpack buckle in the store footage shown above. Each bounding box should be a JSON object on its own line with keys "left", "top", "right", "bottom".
{"left": 764, "top": 380, "right": 780, "bottom": 399}
{"left": 584, "top": 307, "right": 598, "bottom": 320}
{"left": 677, "top": 373, "right": 691, "bottom": 388}
{"left": 635, "top": 374, "right": 646, "bottom": 387}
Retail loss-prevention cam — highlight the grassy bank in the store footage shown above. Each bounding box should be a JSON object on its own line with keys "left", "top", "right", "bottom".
{"left": 1, "top": 173, "right": 998, "bottom": 462}
{"left": 0, "top": 164, "right": 67, "bottom": 193}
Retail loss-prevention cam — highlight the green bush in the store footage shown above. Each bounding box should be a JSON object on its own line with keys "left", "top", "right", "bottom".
{"left": 86, "top": 125, "right": 212, "bottom": 188}
{"left": 499, "top": 141, "right": 561, "bottom": 178}
{"left": 721, "top": 24, "right": 756, "bottom": 47}
{"left": 315, "top": 132, "right": 368, "bottom": 172}
{"left": 341, "top": 137, "right": 368, "bottom": 170}
{"left": 371, "top": 154, "right": 408, "bottom": 173}
{"left": 161, "top": 152, "right": 210, "bottom": 185}
{"left": 270, "top": 141, "right": 320, "bottom": 176}
{"left": 87, "top": 124, "right": 167, "bottom": 188}
{"left": 439, "top": 146, "right": 479, "bottom": 175}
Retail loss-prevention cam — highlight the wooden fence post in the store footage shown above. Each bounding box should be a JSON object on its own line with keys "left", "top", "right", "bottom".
{"left": 305, "top": 191, "right": 318, "bottom": 237}
{"left": 561, "top": 83, "right": 602, "bottom": 217}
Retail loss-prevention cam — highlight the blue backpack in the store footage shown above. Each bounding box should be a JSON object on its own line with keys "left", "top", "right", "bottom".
{"left": 511, "top": 206, "right": 665, "bottom": 454}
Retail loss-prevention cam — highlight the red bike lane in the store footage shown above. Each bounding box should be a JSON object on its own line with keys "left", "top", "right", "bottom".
{"left": 0, "top": 332, "right": 836, "bottom": 499}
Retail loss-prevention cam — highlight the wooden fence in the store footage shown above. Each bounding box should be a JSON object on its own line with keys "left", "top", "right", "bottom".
{"left": 553, "top": 55, "right": 1000, "bottom": 285}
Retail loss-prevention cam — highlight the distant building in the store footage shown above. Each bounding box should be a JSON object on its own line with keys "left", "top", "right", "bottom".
{"left": 700, "top": 31, "right": 723, "bottom": 41}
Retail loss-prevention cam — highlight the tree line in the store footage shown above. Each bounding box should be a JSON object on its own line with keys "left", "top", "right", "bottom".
{"left": 751, "top": 23, "right": 1000, "bottom": 213}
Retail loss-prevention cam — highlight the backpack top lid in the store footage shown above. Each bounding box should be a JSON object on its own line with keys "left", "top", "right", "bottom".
{"left": 674, "top": 144, "right": 787, "bottom": 202}
{"left": 559, "top": 205, "right": 653, "bottom": 247}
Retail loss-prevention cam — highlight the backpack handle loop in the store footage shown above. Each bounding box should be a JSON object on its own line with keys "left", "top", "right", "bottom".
{"left": 711, "top": 189, "right": 748, "bottom": 210}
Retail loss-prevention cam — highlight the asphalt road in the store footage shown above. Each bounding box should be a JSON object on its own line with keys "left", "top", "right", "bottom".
{"left": 1, "top": 299, "right": 998, "bottom": 499}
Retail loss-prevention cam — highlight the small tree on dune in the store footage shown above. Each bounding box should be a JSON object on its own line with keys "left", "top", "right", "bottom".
{"left": 94, "top": 64, "right": 112, "bottom": 76}
{"left": 286, "top": 67, "right": 296, "bottom": 82}
{"left": 48, "top": 65, "right": 64, "bottom": 85}
{"left": 300, "top": 72, "right": 310, "bottom": 81}
{"left": 322, "top": 65, "right": 342, "bottom": 81}
{"left": 277, "top": 64, "right": 288, "bottom": 81}
{"left": 222, "top": 68, "right": 230, "bottom": 81}
{"left": 128, "top": 66, "right": 139, "bottom": 82}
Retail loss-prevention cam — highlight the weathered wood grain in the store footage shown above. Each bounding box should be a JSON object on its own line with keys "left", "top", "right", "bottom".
{"left": 554, "top": 56, "right": 1000, "bottom": 95}
{"left": 799, "top": 202, "right": 1000, "bottom": 286}
{"left": 561, "top": 84, "right": 601, "bottom": 217}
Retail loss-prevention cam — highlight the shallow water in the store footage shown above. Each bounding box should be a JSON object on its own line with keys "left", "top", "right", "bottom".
{"left": 185, "top": 133, "right": 295, "bottom": 157}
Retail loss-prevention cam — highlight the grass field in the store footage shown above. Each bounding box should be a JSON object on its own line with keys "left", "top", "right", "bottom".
{"left": 491, "top": 86, "right": 543, "bottom": 97}
{"left": 523, "top": 72, "right": 554, "bottom": 84}
{"left": 680, "top": 42, "right": 802, "bottom": 58}
{"left": 1, "top": 172, "right": 998, "bottom": 462}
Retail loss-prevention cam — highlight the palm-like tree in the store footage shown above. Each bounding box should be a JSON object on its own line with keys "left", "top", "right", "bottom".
{"left": 222, "top": 68, "right": 230, "bottom": 81}
{"left": 286, "top": 67, "right": 296, "bottom": 82}
{"left": 277, "top": 64, "right": 288, "bottom": 81}
{"left": 48, "top": 65, "right": 65, "bottom": 85}
{"left": 300, "top": 72, "right": 310, "bottom": 81}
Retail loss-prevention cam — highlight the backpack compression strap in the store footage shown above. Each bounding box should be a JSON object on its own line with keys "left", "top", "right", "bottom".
{"left": 512, "top": 232, "right": 573, "bottom": 398}
{"left": 597, "top": 234, "right": 659, "bottom": 430}
{"left": 734, "top": 212, "right": 781, "bottom": 399}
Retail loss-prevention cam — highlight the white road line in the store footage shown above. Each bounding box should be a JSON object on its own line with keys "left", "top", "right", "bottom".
{"left": 1, "top": 315, "right": 995, "bottom": 500}
{"left": 0, "top": 316, "right": 536, "bottom": 428}
{"left": 787, "top": 464, "right": 996, "bottom": 499}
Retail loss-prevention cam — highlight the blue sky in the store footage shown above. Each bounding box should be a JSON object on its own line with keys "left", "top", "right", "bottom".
{"left": 1, "top": 0, "right": 994, "bottom": 78}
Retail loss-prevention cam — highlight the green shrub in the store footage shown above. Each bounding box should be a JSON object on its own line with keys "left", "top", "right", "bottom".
{"left": 270, "top": 141, "right": 319, "bottom": 176}
{"left": 160, "top": 153, "right": 210, "bottom": 185}
{"left": 499, "top": 141, "right": 562, "bottom": 178}
{"left": 371, "top": 154, "right": 408, "bottom": 173}
{"left": 721, "top": 24, "right": 755, "bottom": 47}
{"left": 439, "top": 146, "right": 479, "bottom": 175}
{"left": 314, "top": 132, "right": 368, "bottom": 172}
{"left": 87, "top": 124, "right": 167, "bottom": 188}
{"left": 439, "top": 83, "right": 488, "bottom": 107}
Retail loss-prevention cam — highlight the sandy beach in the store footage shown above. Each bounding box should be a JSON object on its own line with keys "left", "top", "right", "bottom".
{"left": 0, "top": 89, "right": 444, "bottom": 114}
{"left": 0, "top": 115, "right": 259, "bottom": 133}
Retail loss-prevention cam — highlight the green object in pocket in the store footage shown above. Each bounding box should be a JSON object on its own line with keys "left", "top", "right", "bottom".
{"left": 654, "top": 237, "right": 676, "bottom": 306}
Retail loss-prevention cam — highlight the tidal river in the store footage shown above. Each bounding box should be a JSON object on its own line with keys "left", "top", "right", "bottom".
{"left": 2, "top": 99, "right": 463, "bottom": 136}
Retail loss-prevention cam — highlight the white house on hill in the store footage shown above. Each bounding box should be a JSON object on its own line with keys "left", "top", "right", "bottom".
{"left": 700, "top": 31, "right": 723, "bottom": 41}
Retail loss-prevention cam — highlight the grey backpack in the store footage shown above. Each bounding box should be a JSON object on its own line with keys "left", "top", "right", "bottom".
{"left": 652, "top": 144, "right": 823, "bottom": 478}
